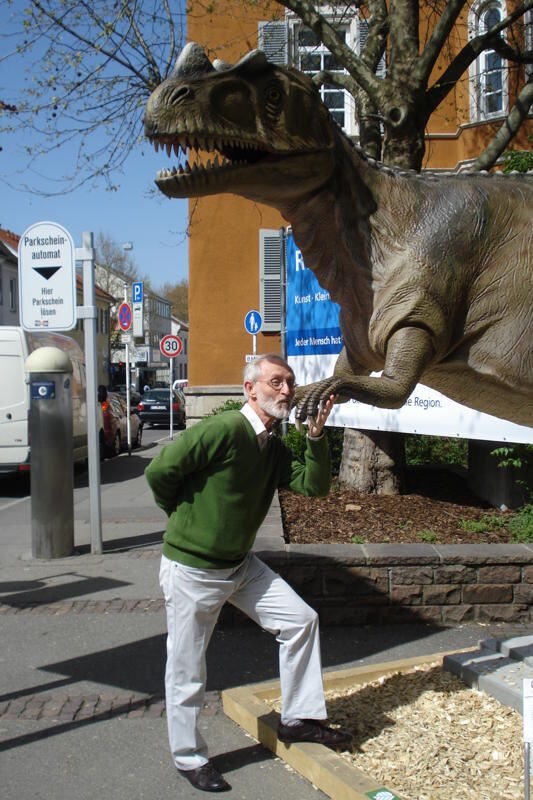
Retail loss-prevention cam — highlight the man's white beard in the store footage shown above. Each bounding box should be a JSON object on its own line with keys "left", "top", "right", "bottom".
{"left": 257, "top": 390, "right": 291, "bottom": 421}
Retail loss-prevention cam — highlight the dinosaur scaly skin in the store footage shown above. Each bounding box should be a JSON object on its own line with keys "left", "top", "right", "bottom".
{"left": 145, "top": 43, "right": 533, "bottom": 428}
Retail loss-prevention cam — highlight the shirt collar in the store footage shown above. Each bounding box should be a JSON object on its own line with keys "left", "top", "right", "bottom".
{"left": 240, "top": 402, "right": 267, "bottom": 436}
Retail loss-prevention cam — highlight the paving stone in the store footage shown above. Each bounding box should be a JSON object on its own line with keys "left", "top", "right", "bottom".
{"left": 444, "top": 635, "right": 533, "bottom": 713}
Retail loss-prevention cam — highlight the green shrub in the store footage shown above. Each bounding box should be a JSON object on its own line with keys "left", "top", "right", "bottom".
{"left": 405, "top": 434, "right": 468, "bottom": 467}
{"left": 490, "top": 444, "right": 533, "bottom": 504}
{"left": 208, "top": 398, "right": 244, "bottom": 415}
{"left": 502, "top": 141, "right": 533, "bottom": 174}
{"left": 508, "top": 505, "right": 533, "bottom": 543}
{"left": 277, "top": 424, "right": 343, "bottom": 475}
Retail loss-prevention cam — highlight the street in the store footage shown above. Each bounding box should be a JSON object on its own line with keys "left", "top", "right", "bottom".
{"left": 0, "top": 424, "right": 178, "bottom": 537}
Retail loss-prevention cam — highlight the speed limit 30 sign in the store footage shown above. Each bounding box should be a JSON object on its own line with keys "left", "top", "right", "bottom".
{"left": 160, "top": 334, "right": 183, "bottom": 358}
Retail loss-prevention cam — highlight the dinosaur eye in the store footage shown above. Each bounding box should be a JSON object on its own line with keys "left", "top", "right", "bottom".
{"left": 266, "top": 83, "right": 281, "bottom": 105}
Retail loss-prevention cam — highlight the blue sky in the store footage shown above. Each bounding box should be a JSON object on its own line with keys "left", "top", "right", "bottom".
{"left": 1, "top": 1, "right": 189, "bottom": 292}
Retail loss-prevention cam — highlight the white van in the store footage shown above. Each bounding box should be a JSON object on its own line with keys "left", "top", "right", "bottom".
{"left": 0, "top": 326, "right": 102, "bottom": 474}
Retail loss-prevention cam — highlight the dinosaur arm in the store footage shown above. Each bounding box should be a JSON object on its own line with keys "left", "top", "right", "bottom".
{"left": 294, "top": 326, "right": 434, "bottom": 419}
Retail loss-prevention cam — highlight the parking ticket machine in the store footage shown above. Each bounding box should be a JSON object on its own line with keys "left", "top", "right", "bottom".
{"left": 26, "top": 347, "right": 74, "bottom": 558}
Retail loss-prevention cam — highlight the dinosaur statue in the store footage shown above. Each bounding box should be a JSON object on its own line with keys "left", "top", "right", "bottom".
{"left": 144, "top": 43, "right": 533, "bottom": 428}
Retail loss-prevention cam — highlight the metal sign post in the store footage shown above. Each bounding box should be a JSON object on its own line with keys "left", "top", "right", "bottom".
{"left": 118, "top": 295, "right": 132, "bottom": 455}
{"left": 160, "top": 334, "right": 182, "bottom": 440}
{"left": 524, "top": 679, "right": 533, "bottom": 799}
{"left": 77, "top": 232, "right": 103, "bottom": 554}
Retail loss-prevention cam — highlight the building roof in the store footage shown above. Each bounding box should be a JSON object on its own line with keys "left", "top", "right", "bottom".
{"left": 171, "top": 315, "right": 189, "bottom": 331}
{"left": 0, "top": 228, "right": 19, "bottom": 254}
{"left": 75, "top": 274, "right": 115, "bottom": 303}
{"left": 0, "top": 226, "right": 113, "bottom": 301}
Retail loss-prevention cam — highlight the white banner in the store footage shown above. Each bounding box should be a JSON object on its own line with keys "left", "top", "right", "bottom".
{"left": 286, "top": 235, "right": 533, "bottom": 444}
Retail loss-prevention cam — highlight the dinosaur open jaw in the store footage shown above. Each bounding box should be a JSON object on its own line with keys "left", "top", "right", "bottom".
{"left": 148, "top": 133, "right": 291, "bottom": 197}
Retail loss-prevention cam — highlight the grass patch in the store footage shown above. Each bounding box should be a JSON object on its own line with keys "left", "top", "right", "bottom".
{"left": 459, "top": 515, "right": 506, "bottom": 533}
{"left": 507, "top": 504, "right": 533, "bottom": 543}
{"left": 417, "top": 529, "right": 439, "bottom": 543}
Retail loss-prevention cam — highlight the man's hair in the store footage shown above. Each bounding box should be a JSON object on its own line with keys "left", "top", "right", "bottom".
{"left": 243, "top": 354, "right": 294, "bottom": 398}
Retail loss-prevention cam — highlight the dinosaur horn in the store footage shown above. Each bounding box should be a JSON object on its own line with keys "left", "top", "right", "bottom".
{"left": 171, "top": 42, "right": 215, "bottom": 78}
{"left": 213, "top": 58, "right": 233, "bottom": 72}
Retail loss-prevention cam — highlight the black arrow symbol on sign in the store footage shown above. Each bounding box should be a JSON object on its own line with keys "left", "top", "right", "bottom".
{"left": 33, "top": 265, "right": 61, "bottom": 280}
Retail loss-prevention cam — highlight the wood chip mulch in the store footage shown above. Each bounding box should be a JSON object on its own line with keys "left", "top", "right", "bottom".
{"left": 269, "top": 663, "right": 524, "bottom": 799}
{"left": 327, "top": 663, "right": 523, "bottom": 800}
{"left": 279, "top": 467, "right": 518, "bottom": 545}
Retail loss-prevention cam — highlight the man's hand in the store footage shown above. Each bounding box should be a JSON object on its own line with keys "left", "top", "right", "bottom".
{"left": 303, "top": 394, "right": 336, "bottom": 438}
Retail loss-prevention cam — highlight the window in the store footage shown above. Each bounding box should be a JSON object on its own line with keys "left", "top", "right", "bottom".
{"left": 469, "top": 2, "right": 508, "bottom": 121}
{"left": 259, "top": 14, "right": 379, "bottom": 137}
{"left": 297, "top": 26, "right": 348, "bottom": 129}
{"left": 9, "top": 278, "right": 16, "bottom": 312}
{"left": 259, "top": 229, "right": 284, "bottom": 332}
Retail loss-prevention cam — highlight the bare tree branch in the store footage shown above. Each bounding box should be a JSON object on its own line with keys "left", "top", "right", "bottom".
{"left": 425, "top": 0, "right": 533, "bottom": 114}
{"left": 472, "top": 80, "right": 533, "bottom": 171}
{"left": 277, "top": 0, "right": 383, "bottom": 101}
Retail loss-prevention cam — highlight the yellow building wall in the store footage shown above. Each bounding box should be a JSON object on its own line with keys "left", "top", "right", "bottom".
{"left": 188, "top": 0, "right": 284, "bottom": 386}
{"left": 187, "top": 1, "right": 533, "bottom": 387}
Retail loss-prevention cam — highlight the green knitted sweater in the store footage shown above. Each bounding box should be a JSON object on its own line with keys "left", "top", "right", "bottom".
{"left": 145, "top": 410, "right": 331, "bottom": 568}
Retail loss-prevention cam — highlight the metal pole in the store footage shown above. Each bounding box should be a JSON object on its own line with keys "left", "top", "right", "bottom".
{"left": 169, "top": 357, "right": 174, "bottom": 440}
{"left": 124, "top": 283, "right": 132, "bottom": 456}
{"left": 526, "top": 743, "right": 531, "bottom": 800}
{"left": 279, "top": 227, "right": 288, "bottom": 437}
{"left": 78, "top": 232, "right": 103, "bottom": 554}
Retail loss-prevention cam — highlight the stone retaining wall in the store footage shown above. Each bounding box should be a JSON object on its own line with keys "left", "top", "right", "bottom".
{"left": 252, "top": 544, "right": 533, "bottom": 626}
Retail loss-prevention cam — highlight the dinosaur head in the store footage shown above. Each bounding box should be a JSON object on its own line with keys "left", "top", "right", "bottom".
{"left": 144, "top": 43, "right": 336, "bottom": 206}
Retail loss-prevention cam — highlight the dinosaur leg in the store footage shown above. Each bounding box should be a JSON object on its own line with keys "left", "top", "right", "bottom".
{"left": 293, "top": 327, "right": 434, "bottom": 420}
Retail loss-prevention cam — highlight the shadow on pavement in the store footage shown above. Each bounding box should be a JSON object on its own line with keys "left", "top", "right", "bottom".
{"left": 74, "top": 531, "right": 164, "bottom": 555}
{"left": 0, "top": 621, "right": 454, "bottom": 754}
{"left": 0, "top": 574, "right": 131, "bottom": 607}
{"left": 75, "top": 454, "right": 151, "bottom": 487}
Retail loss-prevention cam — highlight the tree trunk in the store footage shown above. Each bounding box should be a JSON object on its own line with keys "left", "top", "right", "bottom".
{"left": 338, "top": 428, "right": 405, "bottom": 494}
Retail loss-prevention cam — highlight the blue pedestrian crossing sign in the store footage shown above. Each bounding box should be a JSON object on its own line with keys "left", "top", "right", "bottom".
{"left": 244, "top": 310, "right": 262, "bottom": 335}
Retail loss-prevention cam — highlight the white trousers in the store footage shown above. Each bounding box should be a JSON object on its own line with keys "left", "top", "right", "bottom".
{"left": 159, "top": 552, "right": 326, "bottom": 770}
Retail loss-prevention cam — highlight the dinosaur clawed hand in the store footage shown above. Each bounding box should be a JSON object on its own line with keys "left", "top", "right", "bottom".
{"left": 292, "top": 378, "right": 343, "bottom": 423}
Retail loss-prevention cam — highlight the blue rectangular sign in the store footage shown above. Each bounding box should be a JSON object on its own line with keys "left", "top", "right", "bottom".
{"left": 285, "top": 234, "right": 343, "bottom": 356}
{"left": 132, "top": 281, "right": 143, "bottom": 303}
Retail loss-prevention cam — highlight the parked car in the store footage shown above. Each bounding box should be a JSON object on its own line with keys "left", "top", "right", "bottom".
{"left": 137, "top": 389, "right": 186, "bottom": 428}
{"left": 111, "top": 384, "right": 141, "bottom": 407}
{"left": 101, "top": 391, "right": 143, "bottom": 456}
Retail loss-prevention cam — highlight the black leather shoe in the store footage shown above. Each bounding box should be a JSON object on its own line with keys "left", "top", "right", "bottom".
{"left": 177, "top": 762, "right": 231, "bottom": 792}
{"left": 277, "top": 719, "right": 353, "bottom": 749}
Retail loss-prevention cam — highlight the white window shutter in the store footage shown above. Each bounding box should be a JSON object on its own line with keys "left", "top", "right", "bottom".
{"left": 260, "top": 229, "right": 282, "bottom": 332}
{"left": 358, "top": 18, "right": 386, "bottom": 77}
{"left": 258, "top": 21, "right": 289, "bottom": 65}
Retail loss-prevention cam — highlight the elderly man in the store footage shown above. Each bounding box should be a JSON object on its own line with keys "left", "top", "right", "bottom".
{"left": 145, "top": 353, "right": 351, "bottom": 792}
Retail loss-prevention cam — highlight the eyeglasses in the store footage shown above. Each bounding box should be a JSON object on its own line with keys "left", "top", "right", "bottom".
{"left": 258, "top": 377, "right": 296, "bottom": 391}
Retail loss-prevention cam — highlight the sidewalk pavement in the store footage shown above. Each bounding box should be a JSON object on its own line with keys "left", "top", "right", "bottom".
{"left": 1, "top": 436, "right": 531, "bottom": 800}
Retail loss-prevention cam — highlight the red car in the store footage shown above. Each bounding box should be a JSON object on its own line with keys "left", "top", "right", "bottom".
{"left": 101, "top": 392, "right": 143, "bottom": 457}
